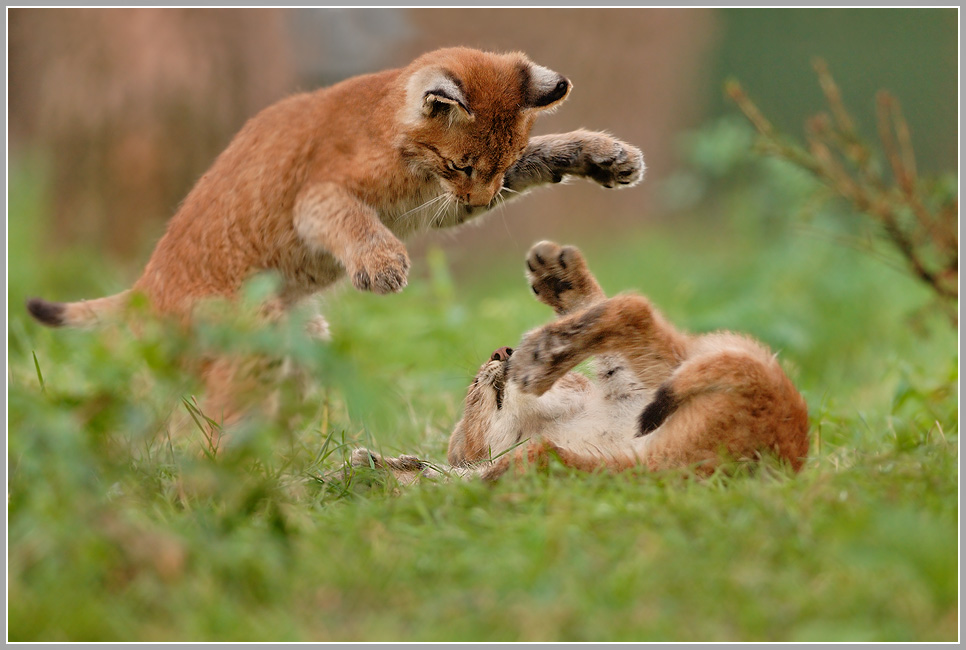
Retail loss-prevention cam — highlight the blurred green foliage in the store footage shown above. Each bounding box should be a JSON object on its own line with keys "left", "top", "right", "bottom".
{"left": 6, "top": 111, "right": 958, "bottom": 641}
{"left": 704, "top": 9, "right": 957, "bottom": 172}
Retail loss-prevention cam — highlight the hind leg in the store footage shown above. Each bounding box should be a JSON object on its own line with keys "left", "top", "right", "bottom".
{"left": 191, "top": 354, "right": 285, "bottom": 452}
{"left": 637, "top": 344, "right": 810, "bottom": 471}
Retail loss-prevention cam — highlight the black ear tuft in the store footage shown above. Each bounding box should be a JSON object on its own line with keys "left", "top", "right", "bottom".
{"left": 531, "top": 78, "right": 571, "bottom": 109}
{"left": 637, "top": 384, "right": 678, "bottom": 436}
{"left": 26, "top": 297, "right": 66, "bottom": 327}
{"left": 522, "top": 62, "right": 572, "bottom": 111}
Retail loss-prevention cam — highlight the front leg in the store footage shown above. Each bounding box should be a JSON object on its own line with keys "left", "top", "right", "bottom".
{"left": 523, "top": 240, "right": 632, "bottom": 386}
{"left": 510, "top": 295, "right": 689, "bottom": 396}
{"left": 525, "top": 240, "right": 606, "bottom": 315}
{"left": 294, "top": 183, "right": 410, "bottom": 294}
{"left": 503, "top": 130, "right": 645, "bottom": 195}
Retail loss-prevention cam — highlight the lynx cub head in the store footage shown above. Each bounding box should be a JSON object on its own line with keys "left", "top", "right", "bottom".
{"left": 399, "top": 47, "right": 572, "bottom": 207}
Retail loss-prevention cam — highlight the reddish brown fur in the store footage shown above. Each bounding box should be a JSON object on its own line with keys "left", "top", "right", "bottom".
{"left": 30, "top": 47, "right": 642, "bottom": 328}
{"left": 27, "top": 48, "right": 645, "bottom": 436}
{"left": 358, "top": 241, "right": 809, "bottom": 482}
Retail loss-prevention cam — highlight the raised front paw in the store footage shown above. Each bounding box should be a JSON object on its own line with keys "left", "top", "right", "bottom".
{"left": 349, "top": 237, "right": 411, "bottom": 294}
{"left": 582, "top": 135, "right": 645, "bottom": 189}
{"left": 509, "top": 325, "right": 576, "bottom": 396}
{"left": 526, "top": 241, "right": 604, "bottom": 315}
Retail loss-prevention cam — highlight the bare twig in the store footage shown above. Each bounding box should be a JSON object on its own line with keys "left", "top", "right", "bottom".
{"left": 727, "top": 61, "right": 958, "bottom": 317}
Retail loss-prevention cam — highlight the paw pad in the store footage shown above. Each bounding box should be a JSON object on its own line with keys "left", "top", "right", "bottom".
{"left": 588, "top": 139, "right": 645, "bottom": 188}
{"left": 525, "top": 241, "right": 596, "bottom": 314}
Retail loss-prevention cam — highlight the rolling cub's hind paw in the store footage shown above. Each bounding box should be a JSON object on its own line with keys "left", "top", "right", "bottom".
{"left": 349, "top": 448, "right": 443, "bottom": 484}
{"left": 350, "top": 448, "right": 425, "bottom": 472}
{"left": 526, "top": 241, "right": 604, "bottom": 315}
{"left": 583, "top": 136, "right": 645, "bottom": 189}
{"left": 350, "top": 447, "right": 383, "bottom": 468}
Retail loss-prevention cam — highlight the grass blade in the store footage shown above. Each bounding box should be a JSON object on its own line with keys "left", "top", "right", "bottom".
{"left": 31, "top": 350, "right": 46, "bottom": 394}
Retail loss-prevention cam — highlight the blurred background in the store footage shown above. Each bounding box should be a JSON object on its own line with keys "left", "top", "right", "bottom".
{"left": 7, "top": 13, "right": 959, "bottom": 640}
{"left": 8, "top": 7, "right": 958, "bottom": 273}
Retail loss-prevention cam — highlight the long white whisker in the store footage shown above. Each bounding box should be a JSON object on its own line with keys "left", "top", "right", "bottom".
{"left": 393, "top": 194, "right": 446, "bottom": 224}
{"left": 495, "top": 192, "right": 515, "bottom": 242}
{"left": 430, "top": 195, "right": 452, "bottom": 229}
{"left": 428, "top": 199, "right": 442, "bottom": 229}
{"left": 446, "top": 195, "right": 459, "bottom": 224}
{"left": 494, "top": 192, "right": 515, "bottom": 245}
{"left": 442, "top": 196, "right": 456, "bottom": 227}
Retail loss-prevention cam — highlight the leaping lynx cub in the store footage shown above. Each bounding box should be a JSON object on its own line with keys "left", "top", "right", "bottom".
{"left": 352, "top": 241, "right": 810, "bottom": 482}
{"left": 26, "top": 47, "right": 644, "bottom": 330}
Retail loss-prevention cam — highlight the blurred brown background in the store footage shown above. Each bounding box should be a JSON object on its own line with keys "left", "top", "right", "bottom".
{"left": 9, "top": 9, "right": 296, "bottom": 257}
{"left": 7, "top": 8, "right": 714, "bottom": 265}
{"left": 8, "top": 8, "right": 957, "bottom": 269}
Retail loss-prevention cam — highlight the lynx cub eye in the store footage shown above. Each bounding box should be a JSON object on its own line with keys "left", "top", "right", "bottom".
{"left": 447, "top": 161, "right": 474, "bottom": 176}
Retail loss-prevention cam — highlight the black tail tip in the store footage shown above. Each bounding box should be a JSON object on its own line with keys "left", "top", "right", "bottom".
{"left": 26, "top": 297, "right": 66, "bottom": 327}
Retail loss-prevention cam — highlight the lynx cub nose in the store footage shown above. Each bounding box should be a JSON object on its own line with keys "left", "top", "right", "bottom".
{"left": 491, "top": 346, "right": 514, "bottom": 362}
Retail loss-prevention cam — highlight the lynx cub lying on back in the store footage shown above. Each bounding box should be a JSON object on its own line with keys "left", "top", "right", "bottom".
{"left": 27, "top": 47, "right": 643, "bottom": 330}
{"left": 352, "top": 241, "right": 809, "bottom": 482}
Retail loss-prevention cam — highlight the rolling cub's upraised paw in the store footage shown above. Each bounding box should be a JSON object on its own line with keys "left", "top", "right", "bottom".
{"left": 526, "top": 241, "right": 604, "bottom": 315}
{"left": 510, "top": 330, "right": 554, "bottom": 396}
{"left": 510, "top": 318, "right": 590, "bottom": 397}
{"left": 348, "top": 237, "right": 411, "bottom": 295}
{"left": 514, "top": 242, "right": 610, "bottom": 394}
{"left": 581, "top": 134, "right": 645, "bottom": 189}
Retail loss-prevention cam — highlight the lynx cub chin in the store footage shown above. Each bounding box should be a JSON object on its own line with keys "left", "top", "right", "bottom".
{"left": 26, "top": 47, "right": 644, "bottom": 332}
{"left": 352, "top": 241, "right": 809, "bottom": 482}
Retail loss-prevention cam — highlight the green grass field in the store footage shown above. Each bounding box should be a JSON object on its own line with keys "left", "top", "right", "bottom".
{"left": 7, "top": 147, "right": 958, "bottom": 642}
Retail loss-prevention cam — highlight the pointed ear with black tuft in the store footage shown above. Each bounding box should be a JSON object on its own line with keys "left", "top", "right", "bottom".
{"left": 407, "top": 68, "right": 473, "bottom": 123}
{"left": 522, "top": 62, "right": 572, "bottom": 112}
{"left": 423, "top": 88, "right": 473, "bottom": 121}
